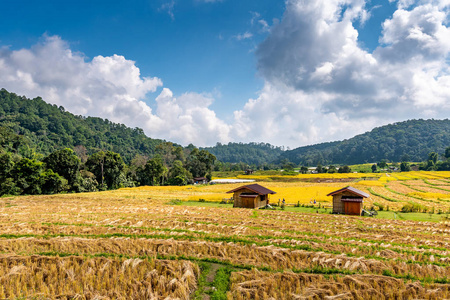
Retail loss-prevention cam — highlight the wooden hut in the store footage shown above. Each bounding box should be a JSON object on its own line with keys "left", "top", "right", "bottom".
{"left": 193, "top": 177, "right": 208, "bottom": 184}
{"left": 227, "top": 184, "right": 276, "bottom": 209}
{"left": 327, "top": 186, "right": 369, "bottom": 215}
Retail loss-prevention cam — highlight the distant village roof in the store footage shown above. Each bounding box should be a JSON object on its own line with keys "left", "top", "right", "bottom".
{"left": 210, "top": 179, "right": 255, "bottom": 184}
{"left": 227, "top": 183, "right": 276, "bottom": 195}
{"left": 194, "top": 177, "right": 207, "bottom": 181}
{"left": 327, "top": 186, "right": 369, "bottom": 198}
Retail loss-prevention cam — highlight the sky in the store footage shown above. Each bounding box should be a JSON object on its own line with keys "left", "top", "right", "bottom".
{"left": 0, "top": 0, "right": 449, "bottom": 148}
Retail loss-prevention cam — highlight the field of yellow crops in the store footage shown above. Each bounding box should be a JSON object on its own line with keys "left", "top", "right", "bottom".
{"left": 0, "top": 170, "right": 450, "bottom": 299}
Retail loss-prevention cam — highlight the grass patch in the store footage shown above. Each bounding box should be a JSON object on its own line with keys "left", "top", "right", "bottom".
{"left": 209, "top": 267, "right": 233, "bottom": 300}
{"left": 192, "top": 262, "right": 211, "bottom": 300}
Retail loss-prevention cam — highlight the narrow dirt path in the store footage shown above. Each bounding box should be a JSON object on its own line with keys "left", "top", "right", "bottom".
{"left": 201, "top": 263, "right": 222, "bottom": 300}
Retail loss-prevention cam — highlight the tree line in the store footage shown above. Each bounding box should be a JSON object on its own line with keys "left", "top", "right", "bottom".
{"left": 0, "top": 138, "right": 216, "bottom": 196}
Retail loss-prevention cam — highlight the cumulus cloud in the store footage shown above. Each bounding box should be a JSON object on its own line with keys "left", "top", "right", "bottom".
{"left": 2, "top": 0, "right": 450, "bottom": 149}
{"left": 154, "top": 89, "right": 231, "bottom": 145}
{"left": 0, "top": 35, "right": 230, "bottom": 146}
{"left": 235, "top": 0, "right": 450, "bottom": 146}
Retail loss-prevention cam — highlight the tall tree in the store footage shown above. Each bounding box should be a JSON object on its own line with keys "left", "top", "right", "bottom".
{"left": 43, "top": 148, "right": 80, "bottom": 187}
{"left": 85, "top": 151, "right": 126, "bottom": 189}
{"left": 138, "top": 157, "right": 166, "bottom": 186}
{"left": 10, "top": 158, "right": 44, "bottom": 195}
{"left": 445, "top": 146, "right": 450, "bottom": 159}
{"left": 167, "top": 160, "right": 190, "bottom": 185}
{"left": 186, "top": 148, "right": 216, "bottom": 178}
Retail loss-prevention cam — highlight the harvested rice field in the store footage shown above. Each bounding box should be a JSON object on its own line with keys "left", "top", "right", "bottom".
{"left": 1, "top": 171, "right": 450, "bottom": 299}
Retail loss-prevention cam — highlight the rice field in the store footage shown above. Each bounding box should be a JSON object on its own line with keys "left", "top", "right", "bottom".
{"left": 1, "top": 170, "right": 450, "bottom": 299}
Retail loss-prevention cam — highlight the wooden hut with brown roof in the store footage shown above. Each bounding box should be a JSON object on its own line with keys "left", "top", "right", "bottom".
{"left": 327, "top": 186, "right": 369, "bottom": 215}
{"left": 227, "top": 184, "right": 276, "bottom": 209}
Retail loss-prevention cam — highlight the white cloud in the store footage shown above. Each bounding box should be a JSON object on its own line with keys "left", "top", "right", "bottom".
{"left": 236, "top": 0, "right": 450, "bottom": 147}
{"left": 0, "top": 35, "right": 230, "bottom": 147}
{"left": 234, "top": 32, "right": 253, "bottom": 41}
{"left": 159, "top": 1, "right": 175, "bottom": 20}
{"left": 2, "top": 0, "right": 450, "bottom": 149}
{"left": 154, "top": 89, "right": 231, "bottom": 145}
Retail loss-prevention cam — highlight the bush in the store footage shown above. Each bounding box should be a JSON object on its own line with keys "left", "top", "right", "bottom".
{"left": 401, "top": 202, "right": 424, "bottom": 213}
{"left": 373, "top": 202, "right": 384, "bottom": 211}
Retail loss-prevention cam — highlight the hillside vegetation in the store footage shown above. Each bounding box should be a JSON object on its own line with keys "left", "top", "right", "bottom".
{"left": 0, "top": 89, "right": 218, "bottom": 196}
{"left": 0, "top": 89, "right": 165, "bottom": 163}
{"left": 1, "top": 88, "right": 449, "bottom": 169}
{"left": 280, "top": 119, "right": 450, "bottom": 165}
{"left": 203, "top": 142, "right": 283, "bottom": 166}
{"left": 203, "top": 120, "right": 450, "bottom": 166}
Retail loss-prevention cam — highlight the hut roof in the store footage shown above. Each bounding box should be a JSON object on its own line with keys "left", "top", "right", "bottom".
{"left": 227, "top": 184, "right": 276, "bottom": 195}
{"left": 327, "top": 186, "right": 369, "bottom": 198}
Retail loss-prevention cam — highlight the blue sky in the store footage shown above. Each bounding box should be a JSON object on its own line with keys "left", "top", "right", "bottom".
{"left": 0, "top": 0, "right": 285, "bottom": 119}
{"left": 1, "top": 0, "right": 449, "bottom": 147}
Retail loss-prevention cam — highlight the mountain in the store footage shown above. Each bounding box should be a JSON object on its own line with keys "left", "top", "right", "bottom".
{"left": 1, "top": 89, "right": 449, "bottom": 167}
{"left": 0, "top": 89, "right": 166, "bottom": 163}
{"left": 280, "top": 119, "right": 450, "bottom": 165}
{"left": 202, "top": 142, "right": 283, "bottom": 166}
{"left": 203, "top": 119, "right": 450, "bottom": 166}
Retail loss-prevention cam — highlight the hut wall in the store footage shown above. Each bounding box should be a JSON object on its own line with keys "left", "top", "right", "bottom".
{"left": 332, "top": 194, "right": 344, "bottom": 213}
{"left": 333, "top": 191, "right": 361, "bottom": 214}
{"left": 233, "top": 188, "right": 268, "bottom": 208}
{"left": 233, "top": 188, "right": 254, "bottom": 208}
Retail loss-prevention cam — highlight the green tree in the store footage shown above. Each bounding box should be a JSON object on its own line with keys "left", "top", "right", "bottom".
{"left": 74, "top": 170, "right": 98, "bottom": 192}
{"left": 138, "top": 157, "right": 166, "bottom": 186}
{"left": 445, "top": 146, "right": 450, "bottom": 159}
{"left": 377, "top": 160, "right": 387, "bottom": 169}
{"left": 86, "top": 151, "right": 126, "bottom": 189}
{"left": 167, "top": 160, "right": 190, "bottom": 185}
{"left": 428, "top": 152, "right": 438, "bottom": 164}
{"left": 280, "top": 159, "right": 295, "bottom": 171}
{"left": 426, "top": 152, "right": 439, "bottom": 170}
{"left": 10, "top": 158, "right": 44, "bottom": 195}
{"left": 43, "top": 148, "right": 80, "bottom": 187}
{"left": 327, "top": 165, "right": 337, "bottom": 173}
{"left": 400, "top": 161, "right": 411, "bottom": 172}
{"left": 316, "top": 164, "right": 325, "bottom": 173}
{"left": 186, "top": 148, "right": 216, "bottom": 178}
{"left": 371, "top": 164, "right": 377, "bottom": 173}
{"left": 0, "top": 152, "right": 15, "bottom": 181}
{"left": 300, "top": 166, "right": 309, "bottom": 174}
{"left": 338, "top": 165, "right": 351, "bottom": 173}
{"left": 40, "top": 169, "right": 69, "bottom": 194}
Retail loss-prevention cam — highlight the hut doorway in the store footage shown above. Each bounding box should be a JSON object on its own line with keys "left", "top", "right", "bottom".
{"left": 344, "top": 202, "right": 361, "bottom": 215}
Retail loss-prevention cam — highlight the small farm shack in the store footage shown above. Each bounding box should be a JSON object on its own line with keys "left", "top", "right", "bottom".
{"left": 227, "top": 184, "right": 276, "bottom": 209}
{"left": 245, "top": 169, "right": 254, "bottom": 175}
{"left": 327, "top": 186, "right": 369, "bottom": 215}
{"left": 193, "top": 177, "right": 208, "bottom": 184}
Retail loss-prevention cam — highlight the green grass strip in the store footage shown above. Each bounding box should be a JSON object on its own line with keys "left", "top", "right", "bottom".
{"left": 209, "top": 267, "right": 233, "bottom": 300}
{"left": 192, "top": 262, "right": 211, "bottom": 300}
{"left": 367, "top": 188, "right": 399, "bottom": 202}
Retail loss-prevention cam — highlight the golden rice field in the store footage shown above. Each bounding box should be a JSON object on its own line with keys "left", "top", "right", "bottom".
{"left": 0, "top": 170, "right": 450, "bottom": 299}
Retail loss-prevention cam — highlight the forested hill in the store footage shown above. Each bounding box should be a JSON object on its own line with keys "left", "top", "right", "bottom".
{"left": 2, "top": 89, "right": 449, "bottom": 167}
{"left": 280, "top": 119, "right": 450, "bottom": 166}
{"left": 0, "top": 89, "right": 165, "bottom": 163}
{"left": 202, "top": 142, "right": 283, "bottom": 165}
